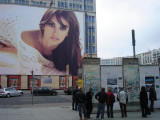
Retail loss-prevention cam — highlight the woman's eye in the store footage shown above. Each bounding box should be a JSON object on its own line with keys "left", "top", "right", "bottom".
{"left": 48, "top": 22, "right": 55, "bottom": 27}
{"left": 60, "top": 26, "right": 67, "bottom": 31}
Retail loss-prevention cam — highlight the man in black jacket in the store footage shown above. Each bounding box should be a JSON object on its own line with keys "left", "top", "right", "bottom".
{"left": 76, "top": 88, "right": 87, "bottom": 120}
{"left": 95, "top": 87, "right": 108, "bottom": 119}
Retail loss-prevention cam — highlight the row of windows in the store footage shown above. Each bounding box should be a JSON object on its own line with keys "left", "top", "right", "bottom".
{"left": 85, "top": 16, "right": 95, "bottom": 23}
{"left": 0, "top": 0, "right": 47, "bottom": 7}
{"left": 84, "top": 5, "right": 93, "bottom": 11}
{"left": 86, "top": 36, "right": 95, "bottom": 44}
{"left": 69, "top": 3, "right": 82, "bottom": 10}
{"left": 0, "top": 0, "right": 11, "bottom": 3}
{"left": 84, "top": 0, "right": 93, "bottom": 3}
{"left": 15, "top": 0, "right": 29, "bottom": 5}
{"left": 32, "top": 1, "right": 46, "bottom": 7}
{"left": 58, "top": 1, "right": 94, "bottom": 11}
{"left": 86, "top": 46, "right": 95, "bottom": 54}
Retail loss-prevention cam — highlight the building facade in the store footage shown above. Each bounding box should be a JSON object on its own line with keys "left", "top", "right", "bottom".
{"left": 101, "top": 48, "right": 160, "bottom": 65}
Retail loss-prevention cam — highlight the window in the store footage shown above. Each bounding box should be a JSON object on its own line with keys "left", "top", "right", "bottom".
{"left": 92, "top": 36, "right": 95, "bottom": 43}
{"left": 43, "top": 2, "right": 46, "bottom": 7}
{"left": 15, "top": 0, "right": 18, "bottom": 3}
{"left": 85, "top": 15, "right": 88, "bottom": 22}
{"left": 86, "top": 46, "right": 88, "bottom": 53}
{"left": 22, "top": 0, "right": 25, "bottom": 4}
{"left": 58, "top": 1, "right": 61, "bottom": 7}
{"left": 73, "top": 3, "right": 76, "bottom": 8}
{"left": 65, "top": 2, "right": 68, "bottom": 8}
{"left": 70, "top": 3, "right": 72, "bottom": 8}
{"left": 93, "top": 46, "right": 95, "bottom": 54}
{"left": 89, "top": 16, "right": 91, "bottom": 22}
{"left": 33, "top": 1, "right": 36, "bottom": 6}
{"left": 37, "top": 2, "right": 40, "bottom": 6}
{"left": 26, "top": 0, "right": 29, "bottom": 5}
{"left": 85, "top": 25, "right": 88, "bottom": 33}
{"left": 80, "top": 4, "right": 82, "bottom": 10}
{"left": 92, "top": 16, "right": 95, "bottom": 23}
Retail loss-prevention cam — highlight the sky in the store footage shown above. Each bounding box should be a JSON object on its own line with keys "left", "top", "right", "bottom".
{"left": 96, "top": 0, "right": 160, "bottom": 59}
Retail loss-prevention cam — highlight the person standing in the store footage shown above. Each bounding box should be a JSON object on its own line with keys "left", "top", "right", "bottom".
{"left": 95, "top": 87, "right": 108, "bottom": 120}
{"left": 106, "top": 88, "right": 115, "bottom": 118}
{"left": 149, "top": 84, "right": 157, "bottom": 112}
{"left": 140, "top": 86, "right": 148, "bottom": 117}
{"left": 85, "top": 88, "right": 93, "bottom": 118}
{"left": 76, "top": 88, "right": 87, "bottom": 120}
{"left": 117, "top": 87, "right": 128, "bottom": 117}
{"left": 72, "top": 85, "right": 79, "bottom": 110}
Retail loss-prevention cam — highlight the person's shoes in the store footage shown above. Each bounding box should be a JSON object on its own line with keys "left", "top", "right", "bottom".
{"left": 72, "top": 107, "right": 74, "bottom": 110}
{"left": 142, "top": 115, "right": 147, "bottom": 118}
{"left": 80, "top": 117, "right": 82, "bottom": 120}
{"left": 84, "top": 117, "right": 87, "bottom": 120}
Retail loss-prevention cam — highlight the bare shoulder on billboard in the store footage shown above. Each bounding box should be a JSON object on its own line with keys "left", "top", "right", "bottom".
{"left": 0, "top": 5, "right": 83, "bottom": 76}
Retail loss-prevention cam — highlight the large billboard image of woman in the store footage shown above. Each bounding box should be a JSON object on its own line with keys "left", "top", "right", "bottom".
{"left": 0, "top": 5, "right": 84, "bottom": 76}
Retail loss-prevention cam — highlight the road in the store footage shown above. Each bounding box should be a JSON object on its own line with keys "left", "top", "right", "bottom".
{"left": 0, "top": 90, "right": 72, "bottom": 106}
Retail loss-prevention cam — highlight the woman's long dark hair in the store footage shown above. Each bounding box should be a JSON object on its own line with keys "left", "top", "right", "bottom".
{"left": 39, "top": 9, "right": 82, "bottom": 75}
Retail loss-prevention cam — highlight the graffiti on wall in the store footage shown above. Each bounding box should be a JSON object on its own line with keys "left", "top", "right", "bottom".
{"left": 123, "top": 65, "right": 140, "bottom": 102}
{"left": 83, "top": 65, "right": 100, "bottom": 96}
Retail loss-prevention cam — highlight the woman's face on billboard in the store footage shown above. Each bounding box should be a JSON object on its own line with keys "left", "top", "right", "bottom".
{"left": 42, "top": 15, "right": 70, "bottom": 50}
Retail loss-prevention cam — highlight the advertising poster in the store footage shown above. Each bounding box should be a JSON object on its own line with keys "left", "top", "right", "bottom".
{"left": 43, "top": 77, "right": 52, "bottom": 84}
{"left": 59, "top": 76, "right": 65, "bottom": 88}
{"left": 0, "top": 4, "right": 84, "bottom": 75}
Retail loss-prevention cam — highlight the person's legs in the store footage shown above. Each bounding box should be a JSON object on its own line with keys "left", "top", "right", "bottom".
{"left": 123, "top": 104, "right": 127, "bottom": 117}
{"left": 101, "top": 103, "right": 105, "bottom": 119}
{"left": 81, "top": 103, "right": 87, "bottom": 119}
{"left": 150, "top": 100, "right": 154, "bottom": 111}
{"left": 110, "top": 104, "right": 114, "bottom": 118}
{"left": 75, "top": 101, "right": 78, "bottom": 111}
{"left": 78, "top": 103, "right": 82, "bottom": 119}
{"left": 120, "top": 103, "right": 124, "bottom": 117}
{"left": 107, "top": 105, "right": 110, "bottom": 118}
{"left": 72, "top": 98, "right": 75, "bottom": 110}
{"left": 96, "top": 103, "right": 102, "bottom": 119}
{"left": 141, "top": 107, "right": 146, "bottom": 117}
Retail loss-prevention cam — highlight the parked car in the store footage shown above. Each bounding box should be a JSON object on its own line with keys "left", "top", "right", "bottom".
{"left": 64, "top": 87, "right": 74, "bottom": 95}
{"left": 0, "top": 87, "right": 23, "bottom": 98}
{"left": 31, "top": 87, "right": 57, "bottom": 96}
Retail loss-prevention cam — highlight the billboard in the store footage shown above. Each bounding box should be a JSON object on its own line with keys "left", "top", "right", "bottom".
{"left": 0, "top": 4, "right": 84, "bottom": 75}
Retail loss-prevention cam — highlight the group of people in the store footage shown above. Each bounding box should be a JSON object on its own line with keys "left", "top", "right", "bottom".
{"left": 95, "top": 87, "right": 128, "bottom": 119}
{"left": 72, "top": 86, "right": 93, "bottom": 120}
{"left": 72, "top": 87, "right": 127, "bottom": 120}
{"left": 72, "top": 85, "right": 157, "bottom": 120}
{"left": 140, "top": 84, "right": 157, "bottom": 118}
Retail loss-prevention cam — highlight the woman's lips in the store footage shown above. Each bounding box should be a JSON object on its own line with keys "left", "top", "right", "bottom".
{"left": 50, "top": 36, "right": 59, "bottom": 41}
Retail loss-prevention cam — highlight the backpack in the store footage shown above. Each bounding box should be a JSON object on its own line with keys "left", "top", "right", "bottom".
{"left": 110, "top": 93, "right": 115, "bottom": 104}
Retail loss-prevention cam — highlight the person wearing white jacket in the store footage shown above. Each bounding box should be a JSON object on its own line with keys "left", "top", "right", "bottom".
{"left": 117, "top": 87, "right": 128, "bottom": 117}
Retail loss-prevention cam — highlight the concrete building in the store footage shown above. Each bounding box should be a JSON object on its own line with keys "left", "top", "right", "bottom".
{"left": 101, "top": 48, "right": 160, "bottom": 65}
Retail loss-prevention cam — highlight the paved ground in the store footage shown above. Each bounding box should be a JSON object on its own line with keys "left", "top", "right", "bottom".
{"left": 0, "top": 103, "right": 160, "bottom": 120}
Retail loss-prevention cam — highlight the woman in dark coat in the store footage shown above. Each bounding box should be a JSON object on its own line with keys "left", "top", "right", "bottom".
{"left": 140, "top": 86, "right": 148, "bottom": 117}
{"left": 85, "top": 88, "right": 93, "bottom": 118}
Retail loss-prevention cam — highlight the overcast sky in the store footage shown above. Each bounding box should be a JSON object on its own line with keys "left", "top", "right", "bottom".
{"left": 96, "top": 0, "right": 160, "bottom": 59}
